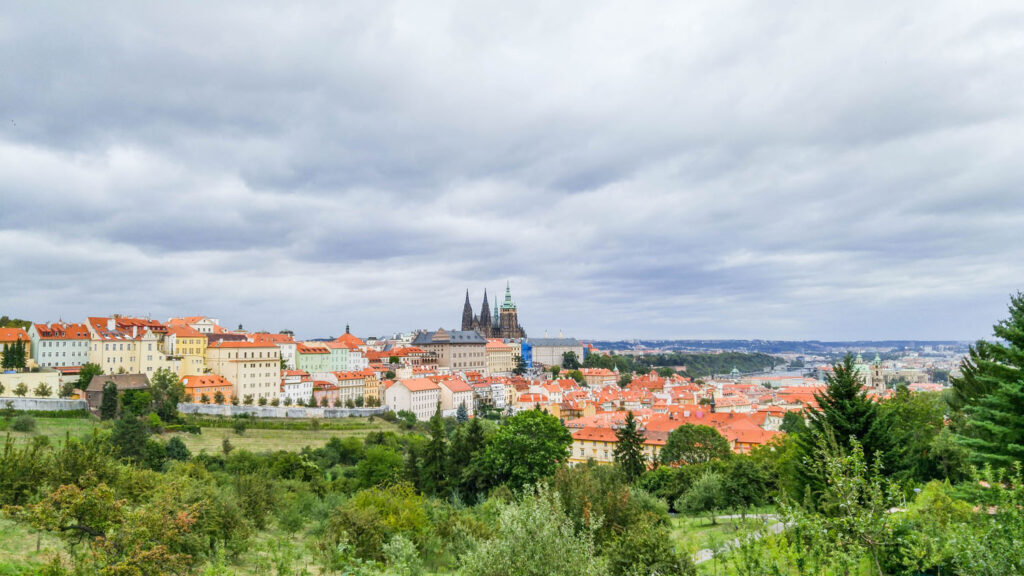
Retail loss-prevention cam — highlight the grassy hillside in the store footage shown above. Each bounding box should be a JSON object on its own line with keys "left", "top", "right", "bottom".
{"left": 1, "top": 415, "right": 398, "bottom": 454}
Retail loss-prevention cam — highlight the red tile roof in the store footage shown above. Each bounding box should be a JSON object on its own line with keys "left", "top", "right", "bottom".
{"left": 397, "top": 377, "right": 440, "bottom": 392}
{"left": 0, "top": 328, "right": 30, "bottom": 342}
{"left": 32, "top": 323, "right": 90, "bottom": 340}
{"left": 208, "top": 341, "right": 276, "bottom": 349}
{"left": 252, "top": 333, "right": 295, "bottom": 344}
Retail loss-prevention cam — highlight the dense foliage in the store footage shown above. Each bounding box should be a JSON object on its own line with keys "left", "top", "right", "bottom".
{"left": 584, "top": 350, "right": 781, "bottom": 377}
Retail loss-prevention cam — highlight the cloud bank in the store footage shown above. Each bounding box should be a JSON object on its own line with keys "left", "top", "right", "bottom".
{"left": 2, "top": 1, "right": 1022, "bottom": 340}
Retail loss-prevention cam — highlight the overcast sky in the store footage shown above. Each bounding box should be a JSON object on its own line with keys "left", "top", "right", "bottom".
{"left": 1, "top": 2, "right": 1022, "bottom": 341}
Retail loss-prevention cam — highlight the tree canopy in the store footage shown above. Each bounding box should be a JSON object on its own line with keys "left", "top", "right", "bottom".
{"left": 476, "top": 409, "right": 572, "bottom": 490}
{"left": 952, "top": 292, "right": 1024, "bottom": 468}
{"left": 659, "top": 424, "right": 731, "bottom": 466}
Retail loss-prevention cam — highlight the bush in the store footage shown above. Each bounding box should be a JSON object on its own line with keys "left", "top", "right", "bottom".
{"left": 11, "top": 415, "right": 36, "bottom": 432}
{"left": 606, "top": 519, "right": 695, "bottom": 576}
{"left": 460, "top": 485, "right": 607, "bottom": 576}
{"left": 323, "top": 483, "right": 428, "bottom": 561}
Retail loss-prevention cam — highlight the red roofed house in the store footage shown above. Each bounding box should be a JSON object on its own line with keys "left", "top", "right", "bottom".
{"left": 251, "top": 333, "right": 297, "bottom": 370}
{"left": 206, "top": 341, "right": 281, "bottom": 403}
{"left": 182, "top": 374, "right": 234, "bottom": 404}
{"left": 438, "top": 378, "right": 475, "bottom": 417}
{"left": 384, "top": 377, "right": 441, "bottom": 421}
{"left": 86, "top": 316, "right": 175, "bottom": 376}
{"left": 580, "top": 368, "right": 617, "bottom": 388}
{"left": 29, "top": 323, "right": 90, "bottom": 369}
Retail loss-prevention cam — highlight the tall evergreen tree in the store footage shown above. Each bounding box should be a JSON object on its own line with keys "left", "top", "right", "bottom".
{"left": 451, "top": 417, "right": 487, "bottom": 500}
{"left": 795, "top": 354, "right": 888, "bottom": 494}
{"left": 953, "top": 292, "right": 1024, "bottom": 468}
{"left": 614, "top": 411, "right": 647, "bottom": 482}
{"left": 100, "top": 381, "right": 119, "bottom": 420}
{"left": 0, "top": 343, "right": 11, "bottom": 370}
{"left": 421, "top": 404, "right": 449, "bottom": 496}
{"left": 13, "top": 340, "right": 26, "bottom": 369}
{"left": 456, "top": 401, "right": 469, "bottom": 423}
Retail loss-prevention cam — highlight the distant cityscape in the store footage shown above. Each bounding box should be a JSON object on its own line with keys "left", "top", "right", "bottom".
{"left": 1, "top": 285, "right": 964, "bottom": 463}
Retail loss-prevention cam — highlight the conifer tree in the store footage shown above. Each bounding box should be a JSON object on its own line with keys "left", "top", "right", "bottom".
{"left": 795, "top": 354, "right": 888, "bottom": 494}
{"left": 953, "top": 292, "right": 1024, "bottom": 468}
{"left": 614, "top": 411, "right": 647, "bottom": 482}
{"left": 421, "top": 404, "right": 449, "bottom": 496}
{"left": 0, "top": 343, "right": 11, "bottom": 370}
{"left": 451, "top": 417, "right": 487, "bottom": 500}
{"left": 456, "top": 401, "right": 469, "bottom": 423}
{"left": 13, "top": 340, "right": 26, "bottom": 369}
{"left": 100, "top": 381, "right": 119, "bottom": 420}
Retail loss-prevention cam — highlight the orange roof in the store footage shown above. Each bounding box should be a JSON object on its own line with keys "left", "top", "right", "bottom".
{"left": 333, "top": 333, "right": 366, "bottom": 348}
{"left": 208, "top": 341, "right": 276, "bottom": 349}
{"left": 166, "top": 325, "right": 204, "bottom": 338}
{"left": 0, "top": 328, "right": 30, "bottom": 342}
{"left": 397, "top": 377, "right": 440, "bottom": 392}
{"left": 572, "top": 427, "right": 619, "bottom": 442}
{"left": 297, "top": 343, "right": 330, "bottom": 354}
{"left": 32, "top": 323, "right": 90, "bottom": 340}
{"left": 182, "top": 374, "right": 232, "bottom": 389}
{"left": 439, "top": 379, "right": 473, "bottom": 393}
{"left": 252, "top": 333, "right": 294, "bottom": 344}
{"left": 331, "top": 371, "right": 367, "bottom": 381}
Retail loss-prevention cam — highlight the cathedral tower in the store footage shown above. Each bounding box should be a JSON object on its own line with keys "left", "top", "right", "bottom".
{"left": 479, "top": 289, "right": 492, "bottom": 337}
{"left": 461, "top": 290, "right": 475, "bottom": 331}
{"left": 498, "top": 281, "right": 527, "bottom": 339}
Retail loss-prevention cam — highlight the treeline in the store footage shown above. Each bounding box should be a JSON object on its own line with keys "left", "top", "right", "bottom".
{"left": 0, "top": 316, "right": 31, "bottom": 331}
{"left": 584, "top": 350, "right": 781, "bottom": 378}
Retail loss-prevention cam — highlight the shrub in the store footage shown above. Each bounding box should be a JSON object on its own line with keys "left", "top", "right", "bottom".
{"left": 460, "top": 485, "right": 607, "bottom": 576}
{"left": 323, "top": 483, "right": 428, "bottom": 561}
{"left": 11, "top": 414, "right": 36, "bottom": 432}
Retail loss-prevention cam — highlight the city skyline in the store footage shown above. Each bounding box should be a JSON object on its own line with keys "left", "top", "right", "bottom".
{"left": 2, "top": 2, "right": 1022, "bottom": 341}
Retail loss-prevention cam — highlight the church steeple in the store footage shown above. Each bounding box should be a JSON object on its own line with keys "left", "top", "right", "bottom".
{"left": 493, "top": 295, "right": 500, "bottom": 326}
{"left": 502, "top": 281, "right": 516, "bottom": 309}
{"left": 461, "top": 290, "right": 475, "bottom": 331}
{"left": 479, "top": 289, "right": 492, "bottom": 336}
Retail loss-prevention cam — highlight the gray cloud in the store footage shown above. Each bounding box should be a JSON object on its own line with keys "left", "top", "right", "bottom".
{"left": 2, "top": 1, "right": 1023, "bottom": 340}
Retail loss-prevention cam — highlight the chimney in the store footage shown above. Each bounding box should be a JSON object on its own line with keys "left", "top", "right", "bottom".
{"left": 132, "top": 326, "right": 138, "bottom": 338}
{"left": 107, "top": 318, "right": 116, "bottom": 331}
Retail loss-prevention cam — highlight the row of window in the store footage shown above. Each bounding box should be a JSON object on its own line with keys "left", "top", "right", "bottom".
{"left": 39, "top": 341, "right": 87, "bottom": 347}
{"left": 39, "top": 351, "right": 86, "bottom": 358}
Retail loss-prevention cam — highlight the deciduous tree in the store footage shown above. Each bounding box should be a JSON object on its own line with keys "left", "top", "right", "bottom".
{"left": 659, "top": 424, "right": 730, "bottom": 466}
{"left": 475, "top": 409, "right": 572, "bottom": 490}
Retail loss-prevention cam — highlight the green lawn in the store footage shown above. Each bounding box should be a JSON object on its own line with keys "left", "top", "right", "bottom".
{"left": 671, "top": 511, "right": 776, "bottom": 556}
{"left": 169, "top": 419, "right": 399, "bottom": 454}
{"left": 0, "top": 518, "right": 65, "bottom": 574}
{"left": 1, "top": 415, "right": 398, "bottom": 454}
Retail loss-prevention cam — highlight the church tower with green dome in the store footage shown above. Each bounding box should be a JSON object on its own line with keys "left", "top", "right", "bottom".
{"left": 459, "top": 283, "right": 527, "bottom": 338}
{"left": 497, "top": 281, "right": 527, "bottom": 339}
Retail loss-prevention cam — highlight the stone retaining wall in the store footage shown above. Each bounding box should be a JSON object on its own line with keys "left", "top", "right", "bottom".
{"left": 0, "top": 397, "right": 89, "bottom": 411}
{"left": 176, "top": 403, "right": 387, "bottom": 419}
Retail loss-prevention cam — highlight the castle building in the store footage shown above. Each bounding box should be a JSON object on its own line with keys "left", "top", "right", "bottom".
{"left": 461, "top": 282, "right": 527, "bottom": 339}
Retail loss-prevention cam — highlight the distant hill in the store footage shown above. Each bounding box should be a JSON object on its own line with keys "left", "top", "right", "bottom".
{"left": 587, "top": 339, "right": 968, "bottom": 355}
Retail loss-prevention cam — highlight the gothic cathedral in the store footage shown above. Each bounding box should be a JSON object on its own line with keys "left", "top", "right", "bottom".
{"left": 461, "top": 282, "right": 527, "bottom": 339}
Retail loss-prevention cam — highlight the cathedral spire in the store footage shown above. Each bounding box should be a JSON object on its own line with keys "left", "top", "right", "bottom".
{"left": 502, "top": 281, "right": 515, "bottom": 309}
{"left": 479, "top": 289, "right": 492, "bottom": 336}
{"left": 461, "top": 290, "right": 475, "bottom": 331}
